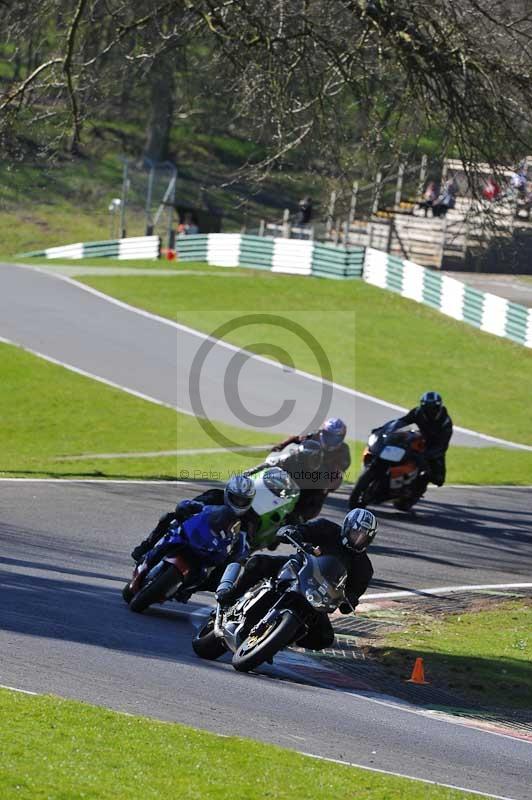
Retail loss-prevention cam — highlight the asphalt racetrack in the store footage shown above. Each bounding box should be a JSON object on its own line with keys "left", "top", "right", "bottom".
{"left": 0, "top": 262, "right": 519, "bottom": 448}
{"left": 1, "top": 479, "right": 531, "bottom": 799}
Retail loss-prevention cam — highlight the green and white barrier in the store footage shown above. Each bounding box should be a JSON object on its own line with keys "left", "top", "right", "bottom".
{"left": 177, "top": 233, "right": 364, "bottom": 279}
{"left": 363, "top": 248, "right": 532, "bottom": 348}
{"left": 21, "top": 236, "right": 160, "bottom": 260}
{"left": 21, "top": 231, "right": 531, "bottom": 348}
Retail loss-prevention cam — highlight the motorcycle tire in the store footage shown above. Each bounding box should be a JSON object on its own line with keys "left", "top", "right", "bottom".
{"left": 129, "top": 563, "right": 181, "bottom": 614}
{"left": 348, "top": 468, "right": 377, "bottom": 509}
{"left": 192, "top": 617, "right": 227, "bottom": 661}
{"left": 231, "top": 609, "right": 301, "bottom": 673}
{"left": 122, "top": 582, "right": 134, "bottom": 604}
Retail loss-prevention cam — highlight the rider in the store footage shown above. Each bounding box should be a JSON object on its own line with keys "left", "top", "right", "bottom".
{"left": 216, "top": 507, "right": 377, "bottom": 651}
{"left": 248, "top": 438, "right": 325, "bottom": 524}
{"left": 131, "top": 475, "right": 257, "bottom": 563}
{"left": 270, "top": 417, "right": 351, "bottom": 516}
{"left": 381, "top": 391, "right": 453, "bottom": 493}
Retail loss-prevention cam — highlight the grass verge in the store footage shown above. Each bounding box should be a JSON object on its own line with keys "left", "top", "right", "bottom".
{"left": 376, "top": 599, "right": 532, "bottom": 710}
{"left": 2, "top": 339, "right": 532, "bottom": 483}
{"left": 0, "top": 688, "right": 484, "bottom": 800}
{"left": 0, "top": 340, "right": 273, "bottom": 481}
{"left": 78, "top": 266, "right": 532, "bottom": 447}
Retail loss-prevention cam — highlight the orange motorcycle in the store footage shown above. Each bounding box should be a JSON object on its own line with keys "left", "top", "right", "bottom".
{"left": 348, "top": 426, "right": 427, "bottom": 512}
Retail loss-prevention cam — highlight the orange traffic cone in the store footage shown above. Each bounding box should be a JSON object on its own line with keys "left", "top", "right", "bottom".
{"left": 406, "top": 657, "right": 430, "bottom": 684}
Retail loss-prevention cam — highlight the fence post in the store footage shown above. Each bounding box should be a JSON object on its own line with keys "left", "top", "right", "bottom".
{"left": 326, "top": 190, "right": 337, "bottom": 238}
{"left": 371, "top": 172, "right": 382, "bottom": 216}
{"left": 282, "top": 208, "right": 290, "bottom": 238}
{"left": 347, "top": 180, "right": 359, "bottom": 230}
{"left": 259, "top": 219, "right": 265, "bottom": 237}
{"left": 394, "top": 163, "right": 405, "bottom": 208}
{"left": 120, "top": 159, "right": 129, "bottom": 239}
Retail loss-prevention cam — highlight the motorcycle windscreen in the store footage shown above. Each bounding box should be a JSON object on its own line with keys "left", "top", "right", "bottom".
{"left": 299, "top": 555, "right": 347, "bottom": 602}
{"left": 379, "top": 445, "right": 405, "bottom": 462}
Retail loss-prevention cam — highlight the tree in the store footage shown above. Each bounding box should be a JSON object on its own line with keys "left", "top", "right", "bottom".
{"left": 0, "top": 0, "right": 531, "bottom": 177}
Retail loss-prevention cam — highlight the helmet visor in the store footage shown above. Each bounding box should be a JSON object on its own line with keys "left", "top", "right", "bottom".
{"left": 227, "top": 491, "right": 252, "bottom": 510}
{"left": 320, "top": 430, "right": 343, "bottom": 449}
{"left": 348, "top": 529, "right": 370, "bottom": 552}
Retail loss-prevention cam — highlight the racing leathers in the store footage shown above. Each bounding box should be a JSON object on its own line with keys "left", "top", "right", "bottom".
{"left": 218, "top": 517, "right": 373, "bottom": 650}
{"left": 141, "top": 503, "right": 250, "bottom": 596}
{"left": 131, "top": 490, "right": 260, "bottom": 563}
{"left": 385, "top": 405, "right": 453, "bottom": 490}
{"left": 270, "top": 433, "right": 351, "bottom": 521}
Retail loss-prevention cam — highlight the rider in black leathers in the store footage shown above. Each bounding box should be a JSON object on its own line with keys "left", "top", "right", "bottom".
{"left": 382, "top": 391, "right": 453, "bottom": 495}
{"left": 216, "top": 508, "right": 377, "bottom": 651}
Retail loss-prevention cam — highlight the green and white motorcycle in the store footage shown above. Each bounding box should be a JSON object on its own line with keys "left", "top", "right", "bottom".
{"left": 246, "top": 466, "right": 300, "bottom": 550}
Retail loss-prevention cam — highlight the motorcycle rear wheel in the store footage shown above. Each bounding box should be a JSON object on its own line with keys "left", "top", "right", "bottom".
{"left": 129, "top": 563, "right": 181, "bottom": 613}
{"left": 192, "top": 617, "right": 227, "bottom": 660}
{"left": 348, "top": 468, "right": 377, "bottom": 509}
{"left": 232, "top": 610, "right": 301, "bottom": 672}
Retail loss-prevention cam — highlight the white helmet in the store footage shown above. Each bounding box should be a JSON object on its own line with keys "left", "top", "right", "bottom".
{"left": 224, "top": 474, "right": 256, "bottom": 517}
{"left": 341, "top": 508, "right": 378, "bottom": 553}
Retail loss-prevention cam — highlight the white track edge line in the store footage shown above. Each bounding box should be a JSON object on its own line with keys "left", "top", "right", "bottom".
{"left": 0, "top": 684, "right": 514, "bottom": 800}
{"left": 363, "top": 583, "right": 532, "bottom": 600}
{"left": 0, "top": 334, "right": 191, "bottom": 416}
{"left": 13, "top": 263, "right": 532, "bottom": 451}
{"left": 299, "top": 752, "right": 520, "bottom": 800}
{"left": 0, "top": 683, "right": 521, "bottom": 798}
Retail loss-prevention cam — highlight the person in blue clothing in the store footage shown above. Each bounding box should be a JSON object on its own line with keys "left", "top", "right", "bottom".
{"left": 131, "top": 474, "right": 256, "bottom": 563}
{"left": 134, "top": 475, "right": 256, "bottom": 600}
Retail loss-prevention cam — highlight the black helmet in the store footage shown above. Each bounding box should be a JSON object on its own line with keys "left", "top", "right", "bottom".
{"left": 341, "top": 508, "right": 378, "bottom": 553}
{"left": 224, "top": 475, "right": 256, "bottom": 517}
{"left": 298, "top": 439, "right": 323, "bottom": 471}
{"left": 420, "top": 391, "right": 443, "bottom": 421}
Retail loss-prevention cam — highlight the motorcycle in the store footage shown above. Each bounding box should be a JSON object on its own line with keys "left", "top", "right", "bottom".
{"left": 191, "top": 532, "right": 349, "bottom": 673}
{"left": 348, "top": 425, "right": 426, "bottom": 511}
{"left": 123, "top": 467, "right": 299, "bottom": 613}
{"left": 123, "top": 515, "right": 242, "bottom": 613}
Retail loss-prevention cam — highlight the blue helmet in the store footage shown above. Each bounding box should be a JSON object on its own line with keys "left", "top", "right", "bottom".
{"left": 320, "top": 417, "right": 347, "bottom": 450}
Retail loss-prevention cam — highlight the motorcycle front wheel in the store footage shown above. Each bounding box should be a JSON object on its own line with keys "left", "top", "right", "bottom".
{"left": 129, "top": 562, "right": 181, "bottom": 613}
{"left": 192, "top": 617, "right": 227, "bottom": 661}
{"left": 232, "top": 609, "right": 301, "bottom": 673}
{"left": 348, "top": 467, "right": 378, "bottom": 509}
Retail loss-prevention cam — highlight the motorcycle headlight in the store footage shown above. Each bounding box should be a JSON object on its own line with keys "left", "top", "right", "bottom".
{"left": 368, "top": 433, "right": 378, "bottom": 447}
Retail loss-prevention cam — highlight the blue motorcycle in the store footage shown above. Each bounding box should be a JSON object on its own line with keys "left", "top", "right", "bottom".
{"left": 123, "top": 506, "right": 246, "bottom": 613}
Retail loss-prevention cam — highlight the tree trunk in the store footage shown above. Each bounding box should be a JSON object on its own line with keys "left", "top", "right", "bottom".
{"left": 143, "top": 54, "right": 175, "bottom": 164}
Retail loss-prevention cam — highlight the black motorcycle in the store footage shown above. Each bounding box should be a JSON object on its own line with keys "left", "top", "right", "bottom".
{"left": 348, "top": 425, "right": 427, "bottom": 511}
{"left": 191, "top": 532, "right": 349, "bottom": 673}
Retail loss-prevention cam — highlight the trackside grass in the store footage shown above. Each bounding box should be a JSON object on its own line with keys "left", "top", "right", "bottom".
{"left": 2, "top": 340, "right": 532, "bottom": 482}
{"left": 0, "top": 340, "right": 273, "bottom": 481}
{"left": 377, "top": 600, "right": 532, "bottom": 710}
{"left": 79, "top": 265, "right": 532, "bottom": 447}
{"left": 0, "top": 688, "right": 484, "bottom": 800}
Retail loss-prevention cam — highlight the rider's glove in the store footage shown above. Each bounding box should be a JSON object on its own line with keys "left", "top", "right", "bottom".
{"left": 338, "top": 601, "right": 353, "bottom": 615}
{"left": 275, "top": 525, "right": 302, "bottom": 545}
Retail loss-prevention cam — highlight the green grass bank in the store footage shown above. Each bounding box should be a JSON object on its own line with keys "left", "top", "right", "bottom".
{"left": 0, "top": 688, "right": 486, "bottom": 800}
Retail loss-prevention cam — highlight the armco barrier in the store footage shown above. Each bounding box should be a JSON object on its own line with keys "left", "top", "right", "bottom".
{"left": 363, "top": 248, "right": 532, "bottom": 348}
{"left": 21, "top": 232, "right": 532, "bottom": 348}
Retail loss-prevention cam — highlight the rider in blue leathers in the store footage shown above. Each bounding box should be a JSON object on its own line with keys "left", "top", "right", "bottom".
{"left": 137, "top": 476, "right": 256, "bottom": 593}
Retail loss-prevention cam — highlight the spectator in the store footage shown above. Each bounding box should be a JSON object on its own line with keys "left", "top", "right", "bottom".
{"left": 177, "top": 212, "right": 199, "bottom": 236}
{"left": 433, "top": 176, "right": 458, "bottom": 218}
{"left": 419, "top": 180, "right": 439, "bottom": 217}
{"left": 295, "top": 196, "right": 313, "bottom": 226}
{"left": 482, "top": 176, "right": 501, "bottom": 202}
